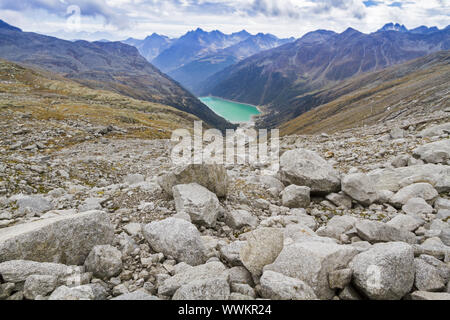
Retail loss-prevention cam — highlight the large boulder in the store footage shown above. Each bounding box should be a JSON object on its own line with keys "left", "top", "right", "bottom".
{"left": 240, "top": 228, "right": 284, "bottom": 277}
{"left": 413, "top": 140, "right": 450, "bottom": 164}
{"left": 414, "top": 258, "right": 446, "bottom": 292}
{"left": 328, "top": 269, "right": 353, "bottom": 290}
{"left": 413, "top": 237, "right": 450, "bottom": 260}
{"left": 219, "top": 241, "right": 246, "bottom": 266}
{"left": 0, "top": 260, "right": 84, "bottom": 284}
{"left": 437, "top": 209, "right": 450, "bottom": 221}
{"left": 48, "top": 285, "right": 94, "bottom": 300}
{"left": 289, "top": 209, "right": 318, "bottom": 230}
{"left": 390, "top": 127, "right": 405, "bottom": 139}
{"left": 316, "top": 216, "right": 358, "bottom": 240}
{"left": 278, "top": 149, "right": 341, "bottom": 194}
{"left": 410, "top": 291, "right": 450, "bottom": 300}
{"left": 418, "top": 123, "right": 450, "bottom": 138}
{"left": 390, "top": 183, "right": 438, "bottom": 208}
{"left": 258, "top": 175, "right": 285, "bottom": 196}
{"left": 441, "top": 229, "right": 450, "bottom": 247}
{"left": 264, "top": 241, "right": 358, "bottom": 299}
{"left": 143, "top": 218, "right": 207, "bottom": 266}
{"left": 158, "top": 164, "right": 228, "bottom": 198}
{"left": 0, "top": 210, "right": 114, "bottom": 265}
{"left": 23, "top": 275, "right": 58, "bottom": 300}
{"left": 260, "top": 270, "right": 317, "bottom": 300}
{"left": 326, "top": 192, "right": 353, "bottom": 209}
{"left": 11, "top": 194, "right": 53, "bottom": 216}
{"left": 350, "top": 242, "right": 415, "bottom": 300}
{"left": 224, "top": 210, "right": 258, "bottom": 230}
{"left": 158, "top": 261, "right": 227, "bottom": 296}
{"left": 84, "top": 245, "right": 122, "bottom": 280}
{"left": 367, "top": 164, "right": 450, "bottom": 193}
{"left": 280, "top": 185, "right": 311, "bottom": 208}
{"left": 402, "top": 198, "right": 433, "bottom": 216}
{"left": 173, "top": 183, "right": 221, "bottom": 227}
{"left": 112, "top": 290, "right": 159, "bottom": 300}
{"left": 355, "top": 220, "right": 416, "bottom": 244}
{"left": 341, "top": 173, "right": 378, "bottom": 206}
{"left": 387, "top": 214, "right": 424, "bottom": 232}
{"left": 172, "top": 277, "right": 230, "bottom": 300}
{"left": 283, "top": 224, "right": 328, "bottom": 243}
{"left": 435, "top": 197, "right": 450, "bottom": 210}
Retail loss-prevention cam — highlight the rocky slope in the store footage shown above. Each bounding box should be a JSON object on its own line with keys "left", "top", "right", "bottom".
{"left": 200, "top": 26, "right": 449, "bottom": 128}
{"left": 279, "top": 51, "right": 450, "bottom": 135}
{"left": 0, "top": 20, "right": 232, "bottom": 131}
{"left": 1, "top": 82, "right": 449, "bottom": 300}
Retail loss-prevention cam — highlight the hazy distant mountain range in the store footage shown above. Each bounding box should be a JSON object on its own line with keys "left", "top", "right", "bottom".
{"left": 0, "top": 20, "right": 233, "bottom": 131}
{"left": 198, "top": 23, "right": 449, "bottom": 129}
{"left": 123, "top": 33, "right": 174, "bottom": 62}
{"left": 123, "top": 28, "right": 295, "bottom": 93}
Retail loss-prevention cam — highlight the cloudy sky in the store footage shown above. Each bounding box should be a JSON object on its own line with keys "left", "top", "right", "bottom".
{"left": 0, "top": 0, "right": 448, "bottom": 40}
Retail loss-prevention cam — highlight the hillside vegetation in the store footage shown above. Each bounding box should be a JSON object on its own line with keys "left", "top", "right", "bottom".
{"left": 0, "top": 59, "right": 201, "bottom": 144}
{"left": 280, "top": 51, "right": 450, "bottom": 135}
{"left": 0, "top": 20, "right": 232, "bottom": 131}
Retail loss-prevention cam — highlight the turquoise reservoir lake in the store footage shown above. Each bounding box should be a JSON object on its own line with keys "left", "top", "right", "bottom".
{"left": 199, "top": 96, "right": 260, "bottom": 123}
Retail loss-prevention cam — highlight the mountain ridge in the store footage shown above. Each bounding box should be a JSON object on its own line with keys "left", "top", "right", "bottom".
{"left": 199, "top": 25, "right": 450, "bottom": 128}
{"left": 166, "top": 31, "right": 295, "bottom": 94}
{"left": 0, "top": 19, "right": 234, "bottom": 131}
{"left": 280, "top": 51, "right": 450, "bottom": 135}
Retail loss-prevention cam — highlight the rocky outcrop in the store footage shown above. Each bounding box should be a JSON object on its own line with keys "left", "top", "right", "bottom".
{"left": 0, "top": 260, "right": 85, "bottom": 284}
{"left": 172, "top": 277, "right": 230, "bottom": 300}
{"left": 355, "top": 220, "right": 416, "bottom": 244}
{"left": 350, "top": 242, "right": 415, "bottom": 300}
{"left": 240, "top": 228, "right": 284, "bottom": 277}
{"left": 413, "top": 140, "right": 450, "bottom": 164}
{"left": 367, "top": 164, "right": 450, "bottom": 193}
{"left": 0, "top": 96, "right": 449, "bottom": 301}
{"left": 224, "top": 210, "right": 258, "bottom": 230}
{"left": 143, "top": 218, "right": 207, "bottom": 266}
{"left": 390, "top": 183, "right": 438, "bottom": 208}
{"left": 0, "top": 210, "right": 114, "bottom": 264}
{"left": 84, "top": 245, "right": 123, "bottom": 280}
{"left": 158, "top": 261, "right": 227, "bottom": 296}
{"left": 173, "top": 183, "right": 221, "bottom": 227}
{"left": 279, "top": 148, "right": 341, "bottom": 194}
{"left": 265, "top": 242, "right": 358, "bottom": 299}
{"left": 341, "top": 173, "right": 378, "bottom": 206}
{"left": 260, "top": 270, "right": 317, "bottom": 300}
{"left": 280, "top": 185, "right": 311, "bottom": 208}
{"left": 158, "top": 164, "right": 229, "bottom": 198}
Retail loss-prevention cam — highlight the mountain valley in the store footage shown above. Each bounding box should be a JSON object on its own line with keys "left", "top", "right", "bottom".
{"left": 0, "top": 15, "right": 450, "bottom": 302}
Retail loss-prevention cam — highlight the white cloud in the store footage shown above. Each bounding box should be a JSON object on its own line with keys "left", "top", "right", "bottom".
{"left": 0, "top": 0, "right": 448, "bottom": 40}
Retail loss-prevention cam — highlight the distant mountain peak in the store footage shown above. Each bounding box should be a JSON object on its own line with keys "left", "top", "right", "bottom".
{"left": 378, "top": 23, "right": 408, "bottom": 32}
{"left": 194, "top": 27, "right": 206, "bottom": 33}
{"left": 145, "top": 33, "right": 167, "bottom": 40}
{"left": 409, "top": 25, "right": 440, "bottom": 34}
{"left": 298, "top": 29, "right": 336, "bottom": 44}
{"left": 0, "top": 19, "right": 22, "bottom": 32}
{"left": 341, "top": 27, "right": 362, "bottom": 36}
{"left": 232, "top": 30, "right": 251, "bottom": 37}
